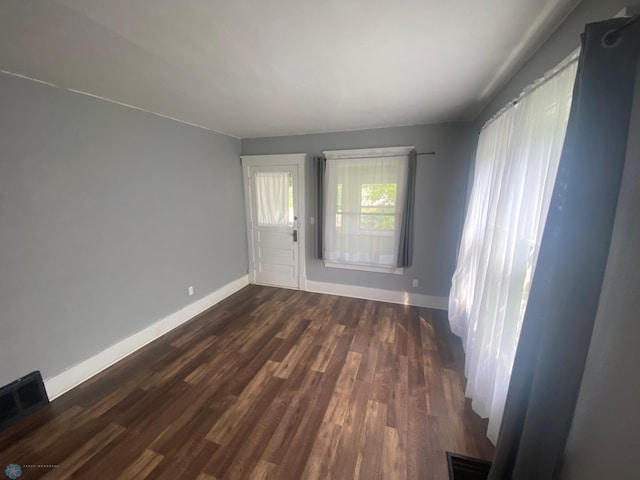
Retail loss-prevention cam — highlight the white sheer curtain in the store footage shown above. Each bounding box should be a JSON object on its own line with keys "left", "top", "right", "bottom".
{"left": 449, "top": 52, "right": 579, "bottom": 444}
{"left": 255, "top": 172, "right": 291, "bottom": 226}
{"left": 324, "top": 155, "right": 407, "bottom": 268}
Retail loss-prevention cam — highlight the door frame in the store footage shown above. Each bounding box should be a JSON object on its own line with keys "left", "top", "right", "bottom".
{"left": 241, "top": 153, "right": 306, "bottom": 290}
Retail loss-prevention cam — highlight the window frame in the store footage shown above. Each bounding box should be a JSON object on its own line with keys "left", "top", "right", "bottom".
{"left": 322, "top": 146, "right": 414, "bottom": 275}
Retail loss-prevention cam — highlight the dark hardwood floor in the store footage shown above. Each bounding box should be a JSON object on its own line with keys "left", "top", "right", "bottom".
{"left": 0, "top": 285, "right": 494, "bottom": 479}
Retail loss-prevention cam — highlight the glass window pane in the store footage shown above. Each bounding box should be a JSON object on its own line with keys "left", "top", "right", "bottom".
{"left": 361, "top": 183, "right": 397, "bottom": 207}
{"left": 255, "top": 172, "right": 292, "bottom": 226}
{"left": 360, "top": 214, "right": 395, "bottom": 230}
{"left": 323, "top": 153, "right": 409, "bottom": 268}
{"left": 360, "top": 183, "right": 397, "bottom": 230}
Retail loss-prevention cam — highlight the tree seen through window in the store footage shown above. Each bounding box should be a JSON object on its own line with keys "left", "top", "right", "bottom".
{"left": 360, "top": 183, "right": 396, "bottom": 231}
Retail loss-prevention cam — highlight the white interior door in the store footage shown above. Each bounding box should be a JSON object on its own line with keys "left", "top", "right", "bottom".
{"left": 242, "top": 155, "right": 305, "bottom": 289}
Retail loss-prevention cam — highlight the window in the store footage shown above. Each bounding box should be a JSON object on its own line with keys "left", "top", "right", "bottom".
{"left": 359, "top": 183, "right": 397, "bottom": 231}
{"left": 323, "top": 146, "right": 414, "bottom": 274}
{"left": 448, "top": 52, "right": 578, "bottom": 443}
{"left": 255, "top": 172, "right": 293, "bottom": 226}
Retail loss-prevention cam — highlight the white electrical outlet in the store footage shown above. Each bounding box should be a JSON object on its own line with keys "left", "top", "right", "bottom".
{"left": 412, "top": 279, "right": 419, "bottom": 288}
{"left": 188, "top": 286, "right": 194, "bottom": 296}
{"left": 310, "top": 217, "right": 315, "bottom": 225}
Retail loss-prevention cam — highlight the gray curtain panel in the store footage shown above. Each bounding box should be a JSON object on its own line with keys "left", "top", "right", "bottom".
{"left": 489, "top": 16, "right": 640, "bottom": 480}
{"left": 397, "top": 149, "right": 417, "bottom": 267}
{"left": 313, "top": 156, "right": 325, "bottom": 259}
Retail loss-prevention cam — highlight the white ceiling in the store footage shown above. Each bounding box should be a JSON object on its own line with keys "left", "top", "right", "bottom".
{"left": 0, "top": 0, "right": 579, "bottom": 138}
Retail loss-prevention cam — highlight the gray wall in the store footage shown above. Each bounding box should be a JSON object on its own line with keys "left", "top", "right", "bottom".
{"left": 242, "top": 123, "right": 473, "bottom": 298}
{"left": 0, "top": 72, "right": 248, "bottom": 387}
{"left": 468, "top": 0, "right": 633, "bottom": 201}
{"left": 474, "top": 0, "right": 632, "bottom": 130}
{"left": 470, "top": 0, "right": 639, "bottom": 476}
{"left": 560, "top": 59, "right": 640, "bottom": 480}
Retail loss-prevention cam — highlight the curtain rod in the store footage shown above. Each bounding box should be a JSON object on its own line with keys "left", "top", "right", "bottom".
{"left": 603, "top": 14, "right": 640, "bottom": 45}
{"left": 479, "top": 15, "right": 637, "bottom": 135}
{"left": 325, "top": 151, "right": 435, "bottom": 160}
{"left": 479, "top": 48, "right": 581, "bottom": 133}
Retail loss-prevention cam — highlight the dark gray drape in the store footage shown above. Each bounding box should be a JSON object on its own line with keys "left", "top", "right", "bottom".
{"left": 314, "top": 156, "right": 325, "bottom": 259}
{"left": 489, "top": 16, "right": 640, "bottom": 480}
{"left": 397, "top": 150, "right": 417, "bottom": 267}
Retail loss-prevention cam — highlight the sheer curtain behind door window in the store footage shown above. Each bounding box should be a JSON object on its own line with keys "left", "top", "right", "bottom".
{"left": 255, "top": 172, "right": 292, "bottom": 226}
{"left": 449, "top": 52, "right": 579, "bottom": 444}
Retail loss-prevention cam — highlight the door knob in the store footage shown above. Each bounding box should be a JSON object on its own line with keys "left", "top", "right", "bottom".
{"left": 293, "top": 230, "right": 298, "bottom": 242}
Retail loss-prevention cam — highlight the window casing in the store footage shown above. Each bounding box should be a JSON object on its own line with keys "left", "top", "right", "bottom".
{"left": 322, "top": 146, "right": 413, "bottom": 274}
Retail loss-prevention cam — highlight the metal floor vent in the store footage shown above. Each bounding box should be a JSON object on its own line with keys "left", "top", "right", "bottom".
{"left": 0, "top": 371, "right": 49, "bottom": 432}
{"left": 447, "top": 452, "right": 492, "bottom": 480}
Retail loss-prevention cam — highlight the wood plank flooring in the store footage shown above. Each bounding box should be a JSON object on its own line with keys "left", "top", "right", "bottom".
{"left": 0, "top": 285, "right": 494, "bottom": 479}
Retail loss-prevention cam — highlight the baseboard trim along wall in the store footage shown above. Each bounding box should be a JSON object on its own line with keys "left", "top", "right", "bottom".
{"left": 44, "top": 274, "right": 249, "bottom": 400}
{"left": 305, "top": 280, "right": 449, "bottom": 311}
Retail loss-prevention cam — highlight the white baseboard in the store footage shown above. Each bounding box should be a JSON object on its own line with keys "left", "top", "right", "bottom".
{"left": 305, "top": 280, "right": 449, "bottom": 311}
{"left": 44, "top": 274, "right": 249, "bottom": 400}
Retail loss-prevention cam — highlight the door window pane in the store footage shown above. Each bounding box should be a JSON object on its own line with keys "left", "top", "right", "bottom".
{"left": 256, "top": 172, "right": 293, "bottom": 226}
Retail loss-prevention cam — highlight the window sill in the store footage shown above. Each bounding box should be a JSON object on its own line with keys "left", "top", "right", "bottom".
{"left": 324, "top": 261, "right": 404, "bottom": 275}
